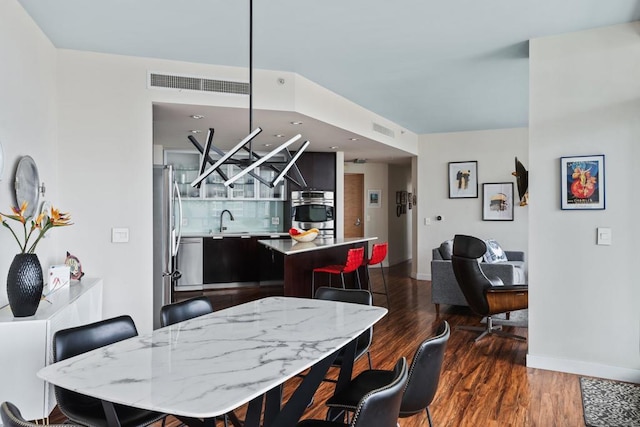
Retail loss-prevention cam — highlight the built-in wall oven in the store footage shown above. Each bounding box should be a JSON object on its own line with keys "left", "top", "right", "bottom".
{"left": 291, "top": 190, "right": 335, "bottom": 237}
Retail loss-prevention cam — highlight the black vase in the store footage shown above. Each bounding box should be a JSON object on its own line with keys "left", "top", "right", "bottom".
{"left": 7, "top": 253, "right": 43, "bottom": 317}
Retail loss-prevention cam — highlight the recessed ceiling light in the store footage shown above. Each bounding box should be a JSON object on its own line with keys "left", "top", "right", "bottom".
{"left": 349, "top": 137, "right": 359, "bottom": 141}
{"left": 330, "top": 146, "right": 339, "bottom": 150}
{"left": 274, "top": 134, "right": 285, "bottom": 138}
{"left": 189, "top": 130, "right": 201, "bottom": 134}
{"left": 290, "top": 121, "right": 303, "bottom": 125}
{"left": 190, "top": 114, "right": 204, "bottom": 119}
{"left": 264, "top": 143, "right": 272, "bottom": 147}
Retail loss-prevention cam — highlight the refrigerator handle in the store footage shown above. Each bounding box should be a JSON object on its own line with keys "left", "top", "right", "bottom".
{"left": 173, "top": 180, "right": 183, "bottom": 257}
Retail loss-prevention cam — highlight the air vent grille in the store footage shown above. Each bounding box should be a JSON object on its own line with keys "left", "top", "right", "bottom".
{"left": 149, "top": 73, "right": 249, "bottom": 95}
{"left": 372, "top": 122, "right": 395, "bottom": 138}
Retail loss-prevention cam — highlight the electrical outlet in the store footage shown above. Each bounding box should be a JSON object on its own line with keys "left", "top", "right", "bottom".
{"left": 271, "top": 217, "right": 280, "bottom": 225}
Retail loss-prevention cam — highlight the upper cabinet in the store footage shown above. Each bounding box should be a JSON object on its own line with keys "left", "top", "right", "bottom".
{"left": 165, "top": 150, "right": 285, "bottom": 200}
{"left": 288, "top": 152, "right": 336, "bottom": 192}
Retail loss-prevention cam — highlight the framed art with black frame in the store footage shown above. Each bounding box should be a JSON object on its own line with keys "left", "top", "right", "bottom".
{"left": 482, "top": 182, "right": 514, "bottom": 221}
{"left": 448, "top": 161, "right": 478, "bottom": 198}
{"left": 560, "top": 154, "right": 605, "bottom": 210}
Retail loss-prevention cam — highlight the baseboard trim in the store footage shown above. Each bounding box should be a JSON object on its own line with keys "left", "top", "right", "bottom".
{"left": 526, "top": 354, "right": 640, "bottom": 383}
{"left": 416, "top": 273, "right": 431, "bottom": 280}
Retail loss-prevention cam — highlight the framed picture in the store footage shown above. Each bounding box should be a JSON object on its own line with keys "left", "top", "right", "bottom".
{"left": 368, "top": 189, "right": 381, "bottom": 208}
{"left": 395, "top": 191, "right": 402, "bottom": 204}
{"left": 482, "top": 182, "right": 514, "bottom": 221}
{"left": 448, "top": 161, "right": 478, "bottom": 198}
{"left": 401, "top": 191, "right": 407, "bottom": 205}
{"left": 560, "top": 155, "right": 605, "bottom": 210}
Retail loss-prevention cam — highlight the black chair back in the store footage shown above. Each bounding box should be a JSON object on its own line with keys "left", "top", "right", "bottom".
{"left": 160, "top": 296, "right": 213, "bottom": 327}
{"left": 400, "top": 321, "right": 450, "bottom": 416}
{"left": 451, "top": 234, "right": 493, "bottom": 315}
{"left": 52, "top": 316, "right": 140, "bottom": 425}
{"left": 314, "top": 287, "right": 373, "bottom": 364}
{"left": 351, "top": 357, "right": 408, "bottom": 427}
{"left": 1, "top": 401, "right": 81, "bottom": 427}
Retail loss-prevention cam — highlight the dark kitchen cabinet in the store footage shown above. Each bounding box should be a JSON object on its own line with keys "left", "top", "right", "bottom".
{"left": 258, "top": 236, "right": 286, "bottom": 283}
{"left": 203, "top": 236, "right": 259, "bottom": 284}
{"left": 288, "top": 152, "right": 336, "bottom": 192}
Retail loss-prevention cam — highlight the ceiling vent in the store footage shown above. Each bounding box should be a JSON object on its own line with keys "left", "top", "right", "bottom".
{"left": 353, "top": 158, "right": 367, "bottom": 164}
{"left": 372, "top": 122, "right": 395, "bottom": 138}
{"left": 148, "top": 73, "right": 249, "bottom": 95}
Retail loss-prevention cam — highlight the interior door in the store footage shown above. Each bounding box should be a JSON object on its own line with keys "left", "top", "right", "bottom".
{"left": 344, "top": 174, "right": 364, "bottom": 238}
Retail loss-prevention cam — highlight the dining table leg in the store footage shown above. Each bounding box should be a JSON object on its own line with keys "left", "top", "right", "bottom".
{"left": 264, "top": 338, "right": 358, "bottom": 427}
{"left": 101, "top": 401, "right": 122, "bottom": 427}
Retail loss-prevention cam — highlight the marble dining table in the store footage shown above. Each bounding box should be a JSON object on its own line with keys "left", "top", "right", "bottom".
{"left": 38, "top": 296, "right": 387, "bottom": 427}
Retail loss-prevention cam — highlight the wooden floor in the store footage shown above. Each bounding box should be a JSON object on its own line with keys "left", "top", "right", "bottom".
{"left": 51, "top": 263, "right": 585, "bottom": 426}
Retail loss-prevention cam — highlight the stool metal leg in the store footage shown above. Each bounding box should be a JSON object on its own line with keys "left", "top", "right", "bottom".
{"left": 378, "top": 262, "right": 390, "bottom": 308}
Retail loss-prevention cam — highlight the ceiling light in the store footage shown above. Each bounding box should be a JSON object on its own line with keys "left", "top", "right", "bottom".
{"left": 188, "top": 0, "right": 309, "bottom": 190}
{"left": 330, "top": 146, "right": 339, "bottom": 150}
{"left": 290, "top": 121, "right": 303, "bottom": 125}
{"left": 274, "top": 134, "right": 285, "bottom": 138}
{"left": 264, "top": 143, "right": 272, "bottom": 147}
{"left": 189, "top": 130, "right": 201, "bottom": 134}
{"left": 190, "top": 115, "right": 204, "bottom": 119}
{"left": 349, "top": 137, "right": 359, "bottom": 141}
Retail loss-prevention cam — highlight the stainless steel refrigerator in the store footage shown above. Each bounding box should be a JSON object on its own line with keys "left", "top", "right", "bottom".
{"left": 153, "top": 165, "right": 183, "bottom": 329}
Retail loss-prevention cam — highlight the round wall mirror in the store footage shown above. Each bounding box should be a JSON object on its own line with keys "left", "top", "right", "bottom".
{"left": 14, "top": 156, "right": 40, "bottom": 218}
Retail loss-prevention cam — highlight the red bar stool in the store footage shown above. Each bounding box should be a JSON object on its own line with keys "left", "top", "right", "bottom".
{"left": 311, "top": 247, "right": 365, "bottom": 296}
{"left": 364, "top": 242, "right": 390, "bottom": 308}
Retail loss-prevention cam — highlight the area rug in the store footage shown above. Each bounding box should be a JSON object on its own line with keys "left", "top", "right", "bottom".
{"left": 580, "top": 377, "right": 640, "bottom": 426}
{"left": 481, "top": 309, "right": 528, "bottom": 327}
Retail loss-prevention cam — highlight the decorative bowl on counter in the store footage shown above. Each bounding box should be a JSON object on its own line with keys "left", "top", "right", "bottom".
{"left": 289, "top": 227, "right": 319, "bottom": 242}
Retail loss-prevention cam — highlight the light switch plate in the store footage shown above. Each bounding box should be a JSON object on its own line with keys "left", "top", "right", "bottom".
{"left": 112, "top": 227, "right": 129, "bottom": 243}
{"left": 597, "top": 227, "right": 611, "bottom": 245}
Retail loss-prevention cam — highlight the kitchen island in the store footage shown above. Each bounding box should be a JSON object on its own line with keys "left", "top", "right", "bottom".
{"left": 258, "top": 237, "right": 376, "bottom": 297}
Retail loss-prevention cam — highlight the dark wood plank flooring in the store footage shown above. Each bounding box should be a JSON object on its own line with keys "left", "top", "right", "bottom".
{"left": 49, "top": 263, "right": 584, "bottom": 426}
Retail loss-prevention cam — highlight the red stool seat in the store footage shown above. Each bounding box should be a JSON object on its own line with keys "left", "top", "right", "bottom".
{"left": 363, "top": 242, "right": 390, "bottom": 308}
{"left": 311, "top": 247, "right": 365, "bottom": 295}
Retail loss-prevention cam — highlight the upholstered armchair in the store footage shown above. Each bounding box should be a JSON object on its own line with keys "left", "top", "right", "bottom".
{"left": 451, "top": 234, "right": 528, "bottom": 342}
{"left": 431, "top": 238, "right": 525, "bottom": 315}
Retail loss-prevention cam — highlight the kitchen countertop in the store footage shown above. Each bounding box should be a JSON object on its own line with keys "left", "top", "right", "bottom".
{"left": 258, "top": 236, "right": 376, "bottom": 255}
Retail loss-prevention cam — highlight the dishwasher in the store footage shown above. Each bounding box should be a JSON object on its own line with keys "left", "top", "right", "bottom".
{"left": 175, "top": 237, "right": 203, "bottom": 291}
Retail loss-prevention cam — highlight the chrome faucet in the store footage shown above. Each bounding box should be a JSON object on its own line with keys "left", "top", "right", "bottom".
{"left": 219, "top": 209, "right": 234, "bottom": 233}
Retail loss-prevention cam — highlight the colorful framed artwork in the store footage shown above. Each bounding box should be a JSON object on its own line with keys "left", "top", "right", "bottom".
{"left": 482, "top": 182, "right": 514, "bottom": 221}
{"left": 560, "top": 155, "right": 605, "bottom": 210}
{"left": 368, "top": 189, "right": 381, "bottom": 208}
{"left": 448, "top": 161, "right": 478, "bottom": 199}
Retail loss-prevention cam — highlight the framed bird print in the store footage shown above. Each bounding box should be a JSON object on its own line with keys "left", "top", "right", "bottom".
{"left": 560, "top": 155, "right": 605, "bottom": 210}
{"left": 448, "top": 161, "right": 478, "bottom": 198}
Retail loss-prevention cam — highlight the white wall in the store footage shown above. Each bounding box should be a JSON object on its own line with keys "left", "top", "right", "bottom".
{"left": 344, "top": 162, "right": 389, "bottom": 259}
{"left": 416, "top": 128, "right": 529, "bottom": 280}
{"left": 527, "top": 22, "right": 640, "bottom": 381}
{"left": 388, "top": 164, "right": 413, "bottom": 265}
{"left": 0, "top": 1, "right": 59, "bottom": 308}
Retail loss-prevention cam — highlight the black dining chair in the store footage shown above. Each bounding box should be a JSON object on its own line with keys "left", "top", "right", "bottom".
{"left": 53, "top": 316, "right": 166, "bottom": 427}
{"left": 325, "top": 321, "right": 450, "bottom": 427}
{"left": 160, "top": 296, "right": 214, "bottom": 327}
{"left": 297, "top": 357, "right": 408, "bottom": 427}
{"left": 1, "top": 401, "right": 83, "bottom": 427}
{"left": 315, "top": 287, "right": 373, "bottom": 370}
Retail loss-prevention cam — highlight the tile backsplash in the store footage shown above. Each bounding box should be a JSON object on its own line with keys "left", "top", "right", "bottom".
{"left": 180, "top": 200, "right": 285, "bottom": 234}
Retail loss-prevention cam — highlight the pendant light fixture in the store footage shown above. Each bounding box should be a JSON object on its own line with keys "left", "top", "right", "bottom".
{"left": 190, "top": 0, "right": 309, "bottom": 190}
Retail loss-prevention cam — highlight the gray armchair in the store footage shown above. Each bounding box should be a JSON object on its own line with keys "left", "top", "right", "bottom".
{"left": 431, "top": 240, "right": 525, "bottom": 316}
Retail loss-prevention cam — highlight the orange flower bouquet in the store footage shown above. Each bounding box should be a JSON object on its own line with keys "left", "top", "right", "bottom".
{"left": 1, "top": 202, "right": 72, "bottom": 253}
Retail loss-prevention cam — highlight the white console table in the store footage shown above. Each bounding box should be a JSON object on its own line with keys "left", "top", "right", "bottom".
{"left": 0, "top": 278, "right": 103, "bottom": 421}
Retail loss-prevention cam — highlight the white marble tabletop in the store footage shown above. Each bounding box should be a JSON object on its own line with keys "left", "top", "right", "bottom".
{"left": 37, "top": 296, "right": 387, "bottom": 420}
{"left": 258, "top": 236, "right": 377, "bottom": 255}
